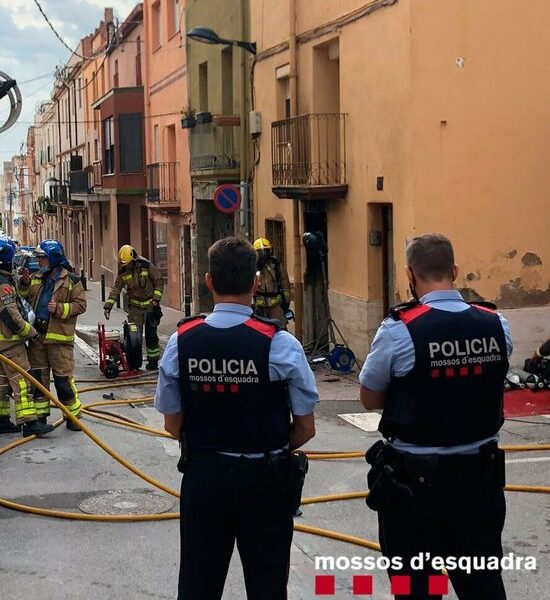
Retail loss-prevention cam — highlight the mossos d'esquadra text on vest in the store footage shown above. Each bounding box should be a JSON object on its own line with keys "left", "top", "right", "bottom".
{"left": 428, "top": 336, "right": 503, "bottom": 368}
{"left": 187, "top": 358, "right": 260, "bottom": 384}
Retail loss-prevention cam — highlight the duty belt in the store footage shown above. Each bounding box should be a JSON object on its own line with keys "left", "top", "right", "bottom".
{"left": 35, "top": 319, "right": 49, "bottom": 334}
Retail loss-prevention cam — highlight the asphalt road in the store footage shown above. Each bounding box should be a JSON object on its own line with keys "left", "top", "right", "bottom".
{"left": 0, "top": 343, "right": 548, "bottom": 599}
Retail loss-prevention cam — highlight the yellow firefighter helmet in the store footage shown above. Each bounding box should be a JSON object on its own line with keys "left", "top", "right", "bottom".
{"left": 118, "top": 244, "right": 138, "bottom": 265}
{"left": 253, "top": 238, "right": 272, "bottom": 251}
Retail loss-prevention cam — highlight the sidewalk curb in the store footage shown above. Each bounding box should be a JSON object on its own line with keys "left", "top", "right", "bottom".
{"left": 75, "top": 330, "right": 100, "bottom": 363}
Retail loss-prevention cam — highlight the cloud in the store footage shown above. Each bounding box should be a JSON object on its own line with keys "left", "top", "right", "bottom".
{"left": 0, "top": 0, "right": 136, "bottom": 156}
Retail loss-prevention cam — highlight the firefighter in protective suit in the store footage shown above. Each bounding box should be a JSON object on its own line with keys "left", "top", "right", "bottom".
{"left": 0, "top": 238, "right": 54, "bottom": 437}
{"left": 252, "top": 238, "right": 292, "bottom": 327}
{"left": 103, "top": 245, "right": 164, "bottom": 370}
{"left": 19, "top": 240, "right": 87, "bottom": 431}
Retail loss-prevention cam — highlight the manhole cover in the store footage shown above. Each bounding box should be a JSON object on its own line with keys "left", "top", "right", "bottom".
{"left": 79, "top": 490, "right": 175, "bottom": 515}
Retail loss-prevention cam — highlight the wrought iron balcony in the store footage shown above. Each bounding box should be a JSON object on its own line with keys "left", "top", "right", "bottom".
{"left": 271, "top": 113, "right": 348, "bottom": 200}
{"left": 146, "top": 162, "right": 180, "bottom": 207}
{"left": 190, "top": 119, "right": 239, "bottom": 177}
{"left": 50, "top": 184, "right": 69, "bottom": 205}
{"left": 69, "top": 170, "right": 90, "bottom": 194}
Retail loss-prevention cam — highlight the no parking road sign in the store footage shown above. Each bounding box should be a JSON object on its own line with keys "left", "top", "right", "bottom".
{"left": 213, "top": 184, "right": 242, "bottom": 214}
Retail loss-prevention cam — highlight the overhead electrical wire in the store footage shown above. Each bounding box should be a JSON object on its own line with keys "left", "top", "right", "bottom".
{"left": 32, "top": 0, "right": 117, "bottom": 62}
{"left": 18, "top": 72, "right": 54, "bottom": 85}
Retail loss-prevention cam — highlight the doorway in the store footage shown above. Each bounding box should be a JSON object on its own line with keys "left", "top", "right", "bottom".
{"left": 367, "top": 203, "right": 394, "bottom": 321}
{"left": 303, "top": 203, "right": 328, "bottom": 350}
{"left": 180, "top": 225, "right": 192, "bottom": 316}
{"left": 117, "top": 203, "right": 131, "bottom": 247}
{"left": 140, "top": 206, "right": 149, "bottom": 259}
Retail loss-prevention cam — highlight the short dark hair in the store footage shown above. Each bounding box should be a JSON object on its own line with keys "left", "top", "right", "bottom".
{"left": 208, "top": 236, "right": 257, "bottom": 295}
{"left": 405, "top": 233, "right": 455, "bottom": 281}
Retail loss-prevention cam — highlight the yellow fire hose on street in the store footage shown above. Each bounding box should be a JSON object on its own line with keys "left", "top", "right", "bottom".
{"left": 0, "top": 351, "right": 549, "bottom": 553}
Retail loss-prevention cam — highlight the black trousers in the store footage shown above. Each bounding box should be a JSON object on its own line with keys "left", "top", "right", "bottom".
{"left": 178, "top": 453, "right": 294, "bottom": 600}
{"left": 377, "top": 459, "right": 507, "bottom": 600}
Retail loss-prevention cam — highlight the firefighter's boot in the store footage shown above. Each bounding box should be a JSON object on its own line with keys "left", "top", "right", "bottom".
{"left": 65, "top": 417, "right": 83, "bottom": 432}
{"left": 0, "top": 416, "right": 20, "bottom": 434}
{"left": 22, "top": 420, "right": 55, "bottom": 437}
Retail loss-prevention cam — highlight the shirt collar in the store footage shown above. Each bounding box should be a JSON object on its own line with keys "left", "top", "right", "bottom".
{"left": 420, "top": 289, "right": 464, "bottom": 303}
{"left": 213, "top": 303, "right": 253, "bottom": 315}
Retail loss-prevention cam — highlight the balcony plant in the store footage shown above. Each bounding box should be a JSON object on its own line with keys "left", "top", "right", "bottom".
{"left": 196, "top": 111, "right": 212, "bottom": 125}
{"left": 181, "top": 106, "right": 196, "bottom": 129}
{"left": 37, "top": 195, "right": 57, "bottom": 215}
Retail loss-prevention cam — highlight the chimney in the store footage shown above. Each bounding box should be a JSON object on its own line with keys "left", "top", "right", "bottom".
{"left": 104, "top": 8, "right": 114, "bottom": 23}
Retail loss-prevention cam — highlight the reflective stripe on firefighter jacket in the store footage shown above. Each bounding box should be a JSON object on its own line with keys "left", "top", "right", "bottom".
{"left": 0, "top": 270, "right": 37, "bottom": 351}
{"left": 18, "top": 268, "right": 87, "bottom": 344}
{"left": 253, "top": 259, "right": 291, "bottom": 309}
{"left": 104, "top": 258, "right": 163, "bottom": 313}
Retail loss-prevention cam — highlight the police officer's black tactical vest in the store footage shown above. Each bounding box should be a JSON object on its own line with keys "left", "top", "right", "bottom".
{"left": 177, "top": 314, "right": 291, "bottom": 453}
{"left": 379, "top": 303, "right": 509, "bottom": 446}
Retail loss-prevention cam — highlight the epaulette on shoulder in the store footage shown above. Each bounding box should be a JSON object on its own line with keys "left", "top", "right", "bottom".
{"left": 177, "top": 314, "right": 207, "bottom": 336}
{"left": 68, "top": 273, "right": 82, "bottom": 285}
{"left": 137, "top": 257, "right": 150, "bottom": 268}
{"left": 250, "top": 313, "right": 283, "bottom": 332}
{"left": 177, "top": 314, "right": 207, "bottom": 328}
{"left": 469, "top": 301, "right": 497, "bottom": 310}
{"left": 388, "top": 300, "right": 421, "bottom": 321}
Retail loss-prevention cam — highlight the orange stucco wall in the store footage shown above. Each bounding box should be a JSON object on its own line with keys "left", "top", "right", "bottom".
{"left": 251, "top": 0, "right": 549, "bottom": 359}
{"left": 143, "top": 0, "right": 191, "bottom": 309}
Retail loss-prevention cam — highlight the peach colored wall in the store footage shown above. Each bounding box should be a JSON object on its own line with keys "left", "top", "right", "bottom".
{"left": 252, "top": 0, "right": 550, "bottom": 320}
{"left": 143, "top": 0, "right": 190, "bottom": 309}
{"left": 143, "top": 0, "right": 190, "bottom": 212}
{"left": 251, "top": 0, "right": 412, "bottom": 304}
{"left": 410, "top": 0, "right": 550, "bottom": 307}
{"left": 109, "top": 25, "right": 143, "bottom": 89}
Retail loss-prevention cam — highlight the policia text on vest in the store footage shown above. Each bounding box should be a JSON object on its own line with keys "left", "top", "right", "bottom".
{"left": 154, "top": 237, "right": 318, "bottom": 600}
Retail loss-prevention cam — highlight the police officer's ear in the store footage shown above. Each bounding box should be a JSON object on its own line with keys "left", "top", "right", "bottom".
{"left": 205, "top": 272, "right": 214, "bottom": 294}
{"left": 452, "top": 264, "right": 459, "bottom": 282}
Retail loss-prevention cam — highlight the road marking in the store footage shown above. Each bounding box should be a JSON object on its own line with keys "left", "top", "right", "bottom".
{"left": 75, "top": 333, "right": 100, "bottom": 363}
{"left": 505, "top": 456, "right": 550, "bottom": 465}
{"left": 339, "top": 413, "right": 381, "bottom": 432}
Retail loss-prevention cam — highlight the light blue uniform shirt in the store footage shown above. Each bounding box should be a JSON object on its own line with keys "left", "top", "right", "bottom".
{"left": 359, "top": 290, "right": 513, "bottom": 455}
{"left": 155, "top": 303, "right": 318, "bottom": 455}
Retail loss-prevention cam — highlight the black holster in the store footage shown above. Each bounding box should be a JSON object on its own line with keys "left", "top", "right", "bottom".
{"left": 365, "top": 440, "right": 413, "bottom": 511}
{"left": 286, "top": 451, "right": 309, "bottom": 513}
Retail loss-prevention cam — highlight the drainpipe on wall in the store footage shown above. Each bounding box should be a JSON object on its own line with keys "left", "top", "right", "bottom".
{"left": 239, "top": 0, "right": 250, "bottom": 239}
{"left": 289, "top": 0, "right": 303, "bottom": 341}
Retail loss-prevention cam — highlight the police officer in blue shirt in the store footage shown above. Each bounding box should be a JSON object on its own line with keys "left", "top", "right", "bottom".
{"left": 155, "top": 236, "right": 318, "bottom": 600}
{"left": 360, "top": 233, "right": 512, "bottom": 600}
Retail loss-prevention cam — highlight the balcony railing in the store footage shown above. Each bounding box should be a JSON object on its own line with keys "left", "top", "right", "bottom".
{"left": 93, "top": 161, "right": 102, "bottom": 188}
{"left": 271, "top": 113, "right": 347, "bottom": 199}
{"left": 146, "top": 162, "right": 180, "bottom": 206}
{"left": 51, "top": 184, "right": 69, "bottom": 205}
{"left": 69, "top": 170, "right": 90, "bottom": 194}
{"left": 190, "top": 121, "right": 239, "bottom": 174}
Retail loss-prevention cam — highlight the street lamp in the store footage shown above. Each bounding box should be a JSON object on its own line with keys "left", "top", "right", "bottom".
{"left": 186, "top": 26, "right": 256, "bottom": 55}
